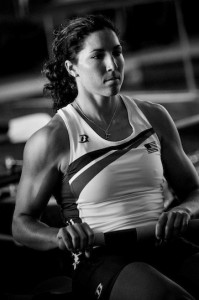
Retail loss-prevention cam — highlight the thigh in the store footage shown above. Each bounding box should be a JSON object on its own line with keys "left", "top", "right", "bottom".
{"left": 109, "top": 262, "right": 195, "bottom": 300}
{"left": 72, "top": 250, "right": 127, "bottom": 300}
{"left": 178, "top": 252, "right": 199, "bottom": 299}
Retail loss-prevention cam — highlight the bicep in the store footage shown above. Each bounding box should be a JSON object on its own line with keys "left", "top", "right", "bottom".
{"left": 15, "top": 165, "right": 59, "bottom": 220}
{"left": 135, "top": 99, "right": 199, "bottom": 200}
{"left": 14, "top": 135, "right": 61, "bottom": 220}
{"left": 160, "top": 111, "right": 199, "bottom": 200}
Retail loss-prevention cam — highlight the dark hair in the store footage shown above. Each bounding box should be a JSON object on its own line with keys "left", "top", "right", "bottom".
{"left": 42, "top": 14, "right": 120, "bottom": 111}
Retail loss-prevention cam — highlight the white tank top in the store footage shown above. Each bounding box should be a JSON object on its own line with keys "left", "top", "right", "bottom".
{"left": 57, "top": 95, "right": 165, "bottom": 233}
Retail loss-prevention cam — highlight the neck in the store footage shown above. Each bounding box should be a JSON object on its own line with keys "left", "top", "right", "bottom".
{"left": 75, "top": 94, "right": 118, "bottom": 123}
{"left": 74, "top": 97, "right": 119, "bottom": 140}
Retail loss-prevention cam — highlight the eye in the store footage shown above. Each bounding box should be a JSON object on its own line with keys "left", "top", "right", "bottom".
{"left": 113, "top": 50, "right": 122, "bottom": 57}
{"left": 91, "top": 53, "right": 104, "bottom": 59}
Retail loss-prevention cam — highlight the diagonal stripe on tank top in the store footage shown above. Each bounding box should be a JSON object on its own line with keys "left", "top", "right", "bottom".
{"left": 68, "top": 128, "right": 154, "bottom": 179}
{"left": 68, "top": 128, "right": 155, "bottom": 198}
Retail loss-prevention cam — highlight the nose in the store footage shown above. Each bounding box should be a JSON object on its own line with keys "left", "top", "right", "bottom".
{"left": 106, "top": 54, "right": 118, "bottom": 71}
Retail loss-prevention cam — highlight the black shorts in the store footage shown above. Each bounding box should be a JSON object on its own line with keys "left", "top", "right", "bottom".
{"left": 72, "top": 237, "right": 199, "bottom": 300}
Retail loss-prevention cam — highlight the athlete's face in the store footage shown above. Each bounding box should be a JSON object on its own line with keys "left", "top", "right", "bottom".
{"left": 71, "top": 29, "right": 124, "bottom": 98}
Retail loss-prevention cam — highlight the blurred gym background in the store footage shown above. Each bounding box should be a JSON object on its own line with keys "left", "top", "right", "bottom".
{"left": 0, "top": 0, "right": 199, "bottom": 298}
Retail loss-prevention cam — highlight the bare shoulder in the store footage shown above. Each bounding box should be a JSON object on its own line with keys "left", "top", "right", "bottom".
{"left": 134, "top": 98, "right": 177, "bottom": 142}
{"left": 23, "top": 113, "right": 69, "bottom": 173}
{"left": 134, "top": 98, "right": 169, "bottom": 121}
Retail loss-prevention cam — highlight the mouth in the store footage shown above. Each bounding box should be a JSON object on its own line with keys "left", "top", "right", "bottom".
{"left": 105, "top": 77, "right": 120, "bottom": 83}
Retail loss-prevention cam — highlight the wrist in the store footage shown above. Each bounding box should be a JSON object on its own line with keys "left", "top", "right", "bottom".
{"left": 172, "top": 206, "right": 192, "bottom": 217}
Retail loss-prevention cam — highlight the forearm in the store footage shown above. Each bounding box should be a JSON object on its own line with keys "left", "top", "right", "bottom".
{"left": 12, "top": 215, "right": 59, "bottom": 251}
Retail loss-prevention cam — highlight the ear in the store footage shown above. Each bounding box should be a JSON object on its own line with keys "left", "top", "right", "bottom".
{"left": 65, "top": 60, "right": 78, "bottom": 77}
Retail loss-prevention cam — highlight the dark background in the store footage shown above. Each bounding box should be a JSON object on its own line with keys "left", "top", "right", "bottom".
{"left": 0, "top": 0, "right": 199, "bottom": 298}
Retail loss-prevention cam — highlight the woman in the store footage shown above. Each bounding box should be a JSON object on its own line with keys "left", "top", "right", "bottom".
{"left": 12, "top": 14, "right": 199, "bottom": 300}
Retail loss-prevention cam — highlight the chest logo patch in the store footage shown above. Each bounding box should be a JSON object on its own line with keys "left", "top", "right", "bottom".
{"left": 144, "top": 141, "right": 158, "bottom": 153}
{"left": 79, "top": 134, "right": 89, "bottom": 143}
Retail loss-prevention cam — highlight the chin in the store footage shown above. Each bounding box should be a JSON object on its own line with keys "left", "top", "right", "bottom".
{"left": 104, "top": 85, "right": 121, "bottom": 96}
{"left": 103, "top": 91, "right": 119, "bottom": 97}
{"left": 109, "top": 86, "right": 121, "bottom": 96}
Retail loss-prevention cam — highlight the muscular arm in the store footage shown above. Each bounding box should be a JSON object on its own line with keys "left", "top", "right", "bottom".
{"left": 156, "top": 104, "right": 199, "bottom": 215}
{"left": 136, "top": 99, "right": 199, "bottom": 240}
{"left": 12, "top": 115, "right": 95, "bottom": 253}
{"left": 12, "top": 116, "right": 68, "bottom": 250}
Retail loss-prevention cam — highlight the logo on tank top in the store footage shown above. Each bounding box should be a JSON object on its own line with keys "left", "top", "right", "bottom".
{"left": 79, "top": 134, "right": 89, "bottom": 143}
{"left": 144, "top": 141, "right": 158, "bottom": 153}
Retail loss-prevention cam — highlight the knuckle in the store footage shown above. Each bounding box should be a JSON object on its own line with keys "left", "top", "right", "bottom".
{"left": 168, "top": 211, "right": 176, "bottom": 218}
{"left": 182, "top": 211, "right": 190, "bottom": 218}
{"left": 58, "top": 227, "right": 67, "bottom": 238}
{"left": 64, "top": 225, "right": 70, "bottom": 232}
{"left": 80, "top": 222, "right": 86, "bottom": 228}
{"left": 158, "top": 218, "right": 165, "bottom": 225}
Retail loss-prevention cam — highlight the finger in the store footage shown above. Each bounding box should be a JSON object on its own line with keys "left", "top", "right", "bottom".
{"left": 165, "top": 212, "right": 177, "bottom": 240}
{"left": 57, "top": 236, "right": 67, "bottom": 251}
{"left": 82, "top": 223, "right": 95, "bottom": 258}
{"left": 181, "top": 213, "right": 190, "bottom": 234}
{"left": 156, "top": 213, "right": 168, "bottom": 240}
{"left": 73, "top": 222, "right": 95, "bottom": 251}
{"left": 57, "top": 228, "right": 73, "bottom": 252}
{"left": 81, "top": 222, "right": 95, "bottom": 247}
{"left": 173, "top": 213, "right": 183, "bottom": 236}
{"left": 72, "top": 223, "right": 88, "bottom": 251}
{"left": 66, "top": 224, "right": 81, "bottom": 252}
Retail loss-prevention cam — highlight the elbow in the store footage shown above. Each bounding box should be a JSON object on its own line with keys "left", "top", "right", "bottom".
{"left": 12, "top": 214, "right": 24, "bottom": 245}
